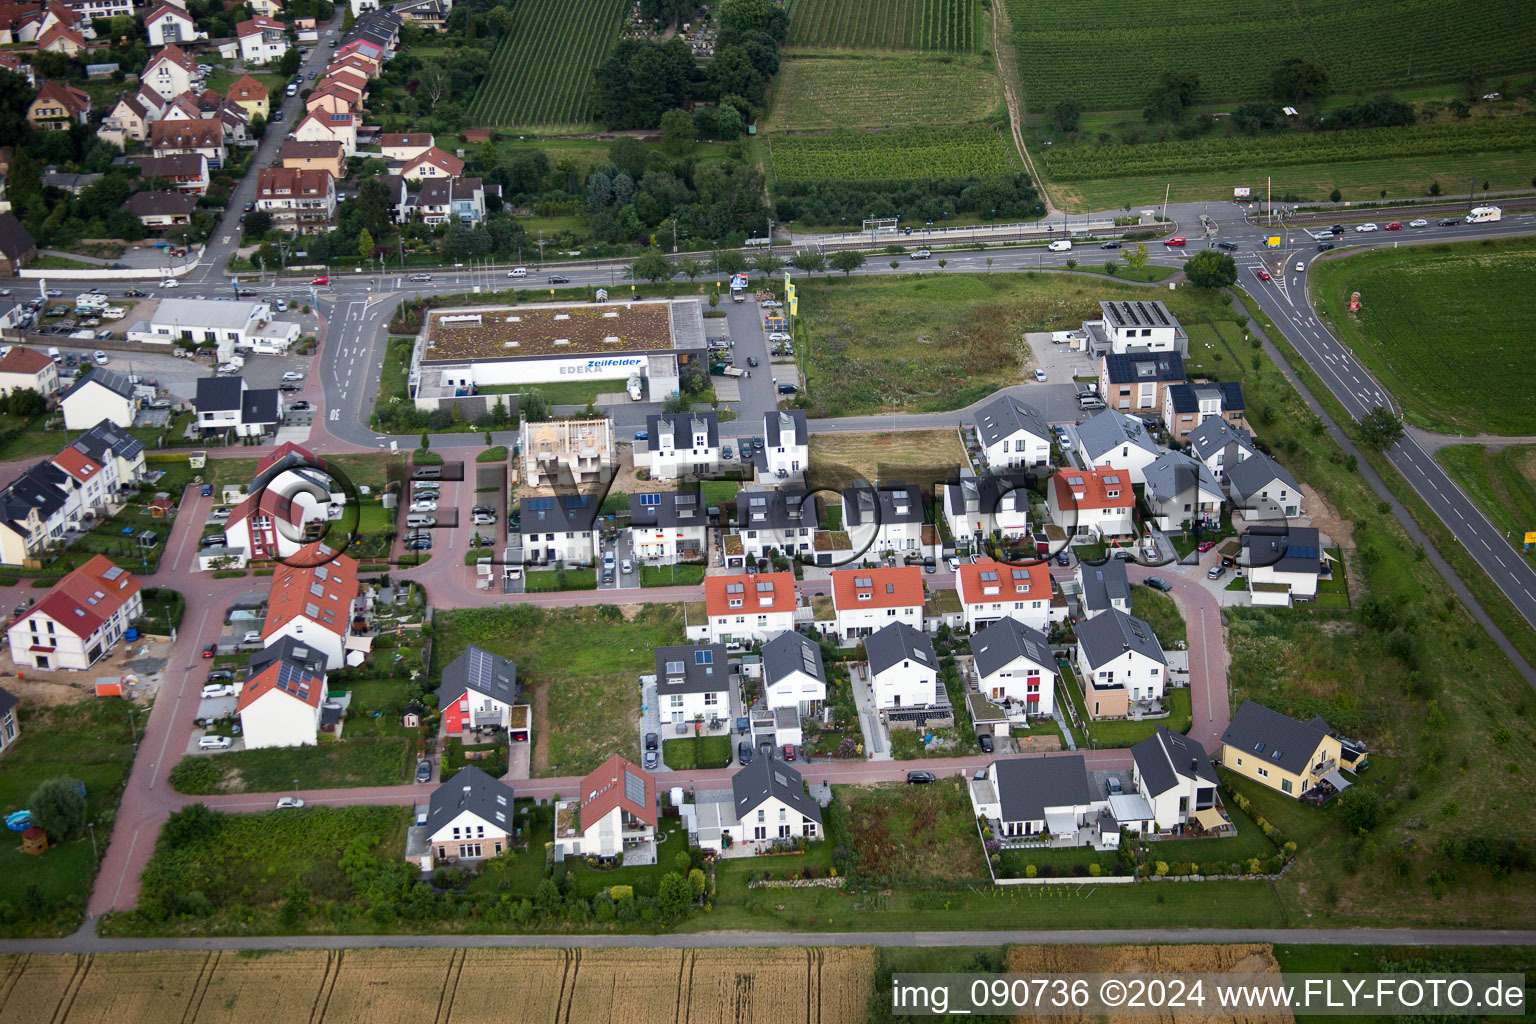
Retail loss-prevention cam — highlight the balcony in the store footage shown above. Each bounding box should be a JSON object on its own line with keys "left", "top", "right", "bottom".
{"left": 1309, "top": 758, "right": 1337, "bottom": 778}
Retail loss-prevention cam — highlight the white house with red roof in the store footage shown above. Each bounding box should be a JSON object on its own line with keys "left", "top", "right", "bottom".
{"left": 1046, "top": 466, "right": 1136, "bottom": 542}
{"left": 236, "top": 649, "right": 325, "bottom": 748}
{"left": 236, "top": 15, "right": 288, "bottom": 64}
{"left": 259, "top": 543, "right": 358, "bottom": 669}
{"left": 703, "top": 571, "right": 796, "bottom": 645}
{"left": 956, "top": 556, "right": 1051, "bottom": 633}
{"left": 379, "top": 132, "right": 432, "bottom": 164}
{"left": 37, "top": 20, "right": 86, "bottom": 54}
{"left": 145, "top": 2, "right": 195, "bottom": 45}
{"left": 293, "top": 109, "right": 355, "bottom": 157}
{"left": 0, "top": 346, "right": 59, "bottom": 397}
{"left": 401, "top": 146, "right": 462, "bottom": 181}
{"left": 554, "top": 754, "right": 657, "bottom": 859}
{"left": 829, "top": 565, "right": 924, "bottom": 641}
{"left": 6, "top": 555, "right": 141, "bottom": 671}
{"left": 218, "top": 489, "right": 306, "bottom": 566}
{"left": 142, "top": 43, "right": 197, "bottom": 100}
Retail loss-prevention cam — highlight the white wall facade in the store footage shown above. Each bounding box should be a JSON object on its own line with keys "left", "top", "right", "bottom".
{"left": 870, "top": 659, "right": 937, "bottom": 711}
{"left": 707, "top": 609, "right": 794, "bottom": 645}
{"left": 239, "top": 690, "right": 320, "bottom": 749}
{"left": 1076, "top": 646, "right": 1165, "bottom": 703}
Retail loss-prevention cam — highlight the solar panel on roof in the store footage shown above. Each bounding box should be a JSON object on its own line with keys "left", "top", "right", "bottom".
{"left": 854, "top": 576, "right": 872, "bottom": 587}
{"left": 756, "top": 581, "right": 774, "bottom": 592}
{"left": 800, "top": 642, "right": 818, "bottom": 674}
{"left": 695, "top": 649, "right": 713, "bottom": 665}
{"left": 562, "top": 495, "right": 589, "bottom": 509}
{"left": 1011, "top": 569, "right": 1029, "bottom": 579}
{"left": 623, "top": 769, "right": 646, "bottom": 805}
{"left": 980, "top": 571, "right": 998, "bottom": 582}
{"left": 527, "top": 497, "right": 552, "bottom": 510}
{"left": 639, "top": 493, "right": 661, "bottom": 506}
{"left": 726, "top": 582, "right": 744, "bottom": 594}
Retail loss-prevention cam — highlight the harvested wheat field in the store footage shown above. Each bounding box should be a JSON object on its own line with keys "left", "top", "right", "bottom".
{"left": 60, "top": 952, "right": 209, "bottom": 1024}
{"left": 1007, "top": 945, "right": 1290, "bottom": 1024}
{"left": 194, "top": 950, "right": 333, "bottom": 1024}
{"left": 320, "top": 948, "right": 458, "bottom": 1024}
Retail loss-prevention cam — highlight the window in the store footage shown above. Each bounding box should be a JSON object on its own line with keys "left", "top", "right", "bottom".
{"left": 1257, "top": 767, "right": 1269, "bottom": 778}
{"left": 1281, "top": 778, "right": 1293, "bottom": 794}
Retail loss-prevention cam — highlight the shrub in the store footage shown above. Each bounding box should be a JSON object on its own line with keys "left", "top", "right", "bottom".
{"left": 1025, "top": 864, "right": 1037, "bottom": 878}
{"left": 609, "top": 884, "right": 634, "bottom": 901}
{"left": 1154, "top": 861, "right": 1169, "bottom": 876}
{"left": 1088, "top": 862, "right": 1101, "bottom": 876}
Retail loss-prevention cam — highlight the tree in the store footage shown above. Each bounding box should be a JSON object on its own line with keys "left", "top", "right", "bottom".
{"left": 341, "top": 4, "right": 354, "bottom": 30}
{"left": 712, "top": 250, "right": 747, "bottom": 276}
{"left": 659, "top": 108, "right": 696, "bottom": 156}
{"left": 242, "top": 210, "right": 272, "bottom": 238}
{"left": 675, "top": 256, "right": 705, "bottom": 282}
{"left": 1359, "top": 407, "right": 1404, "bottom": 450}
{"left": 631, "top": 250, "right": 674, "bottom": 283}
{"left": 750, "top": 252, "right": 784, "bottom": 276}
{"left": 520, "top": 389, "right": 548, "bottom": 423}
{"left": 1271, "top": 57, "right": 1331, "bottom": 102}
{"left": 419, "top": 430, "right": 430, "bottom": 453}
{"left": 356, "top": 177, "right": 393, "bottom": 239}
{"left": 656, "top": 871, "right": 693, "bottom": 916}
{"left": 417, "top": 62, "right": 450, "bottom": 108}
{"left": 790, "top": 250, "right": 826, "bottom": 275}
{"left": 1338, "top": 786, "right": 1384, "bottom": 834}
{"left": 277, "top": 47, "right": 302, "bottom": 79}
{"left": 1184, "top": 249, "right": 1237, "bottom": 288}
{"left": 28, "top": 778, "right": 86, "bottom": 842}
{"left": 829, "top": 250, "right": 865, "bottom": 275}
{"left": 608, "top": 135, "right": 647, "bottom": 180}
{"left": 662, "top": 391, "right": 691, "bottom": 413}
{"left": 357, "top": 228, "right": 374, "bottom": 262}
{"left": 688, "top": 867, "right": 707, "bottom": 896}
{"left": 7, "top": 388, "right": 46, "bottom": 418}
{"left": 1124, "top": 242, "right": 1149, "bottom": 269}
{"left": 248, "top": 111, "right": 267, "bottom": 140}
{"left": 1049, "top": 98, "right": 1081, "bottom": 134}
{"left": 1329, "top": 188, "right": 1342, "bottom": 203}
{"left": 1428, "top": 180, "right": 1441, "bottom": 196}
{"left": 717, "top": 0, "right": 788, "bottom": 43}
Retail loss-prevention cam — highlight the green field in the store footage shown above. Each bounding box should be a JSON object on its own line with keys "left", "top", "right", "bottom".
{"left": 765, "top": 54, "right": 1000, "bottom": 130}
{"left": 1435, "top": 444, "right": 1536, "bottom": 569}
{"left": 1006, "top": 0, "right": 1536, "bottom": 114}
{"left": 787, "top": 0, "right": 981, "bottom": 52}
{"left": 466, "top": 0, "right": 628, "bottom": 127}
{"left": 1311, "top": 236, "right": 1536, "bottom": 435}
{"left": 766, "top": 124, "right": 1014, "bottom": 184}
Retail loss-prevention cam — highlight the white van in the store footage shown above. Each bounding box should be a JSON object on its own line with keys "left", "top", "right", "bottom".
{"left": 406, "top": 513, "right": 437, "bottom": 528}
{"left": 507, "top": 266, "right": 528, "bottom": 278}
{"left": 1047, "top": 240, "right": 1073, "bottom": 252}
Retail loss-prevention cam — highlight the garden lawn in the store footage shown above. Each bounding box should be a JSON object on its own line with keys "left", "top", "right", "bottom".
{"left": 168, "top": 736, "right": 413, "bottom": 794}
{"left": 1310, "top": 236, "right": 1536, "bottom": 435}
{"left": 1435, "top": 444, "right": 1536, "bottom": 570}
{"left": 996, "top": 846, "right": 1120, "bottom": 877}
{"left": 522, "top": 568, "right": 597, "bottom": 592}
{"left": 1137, "top": 809, "right": 1278, "bottom": 867}
{"left": 640, "top": 563, "right": 705, "bottom": 587}
{"left": 1081, "top": 686, "right": 1192, "bottom": 747}
{"left": 662, "top": 734, "right": 731, "bottom": 770}
{"left": 563, "top": 823, "right": 689, "bottom": 897}
{"left": 465, "top": 800, "right": 553, "bottom": 897}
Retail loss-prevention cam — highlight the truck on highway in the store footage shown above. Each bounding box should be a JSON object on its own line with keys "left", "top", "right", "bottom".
{"left": 1465, "top": 206, "right": 1502, "bottom": 224}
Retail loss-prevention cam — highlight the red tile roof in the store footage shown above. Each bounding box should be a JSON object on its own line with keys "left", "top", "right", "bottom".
{"left": 145, "top": 2, "right": 192, "bottom": 23}
{"left": 579, "top": 754, "right": 656, "bottom": 829}
{"left": 36, "top": 20, "right": 83, "bottom": 49}
{"left": 261, "top": 542, "right": 357, "bottom": 639}
{"left": 1051, "top": 466, "right": 1135, "bottom": 510}
{"left": 255, "top": 442, "right": 318, "bottom": 476}
{"left": 227, "top": 73, "right": 268, "bottom": 101}
{"left": 50, "top": 444, "right": 101, "bottom": 484}
{"left": 33, "top": 80, "right": 89, "bottom": 115}
{"left": 26, "top": 555, "right": 140, "bottom": 640}
{"left": 402, "top": 146, "right": 463, "bottom": 177}
{"left": 0, "top": 346, "right": 52, "bottom": 375}
{"left": 831, "top": 565, "right": 924, "bottom": 610}
{"left": 146, "top": 42, "right": 197, "bottom": 74}
{"left": 236, "top": 656, "right": 323, "bottom": 712}
{"left": 150, "top": 118, "right": 223, "bottom": 149}
{"left": 704, "top": 571, "right": 795, "bottom": 617}
{"left": 236, "top": 14, "right": 283, "bottom": 35}
{"left": 956, "top": 557, "right": 1050, "bottom": 606}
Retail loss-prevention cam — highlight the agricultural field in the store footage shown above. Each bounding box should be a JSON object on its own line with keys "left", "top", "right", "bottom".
{"left": 465, "top": 0, "right": 628, "bottom": 127}
{"left": 765, "top": 54, "right": 1001, "bottom": 131}
{"left": 787, "top": 0, "right": 980, "bottom": 53}
{"left": 807, "top": 429, "right": 968, "bottom": 491}
{"left": 0, "top": 949, "right": 876, "bottom": 1023}
{"left": 1006, "top": 0, "right": 1536, "bottom": 114}
{"left": 1310, "top": 236, "right": 1536, "bottom": 435}
{"left": 1435, "top": 444, "right": 1536, "bottom": 569}
{"left": 766, "top": 124, "right": 1014, "bottom": 185}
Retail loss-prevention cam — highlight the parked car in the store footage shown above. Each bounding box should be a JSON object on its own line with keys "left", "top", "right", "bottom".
{"left": 416, "top": 760, "right": 432, "bottom": 783}
{"left": 281, "top": 370, "right": 304, "bottom": 382}
{"left": 1033, "top": 368, "right": 1047, "bottom": 382}
{"left": 405, "top": 537, "right": 432, "bottom": 551}
{"left": 978, "top": 733, "right": 994, "bottom": 753}
{"left": 746, "top": 356, "right": 758, "bottom": 367}
{"left": 409, "top": 500, "right": 438, "bottom": 513}
{"left": 241, "top": 630, "right": 262, "bottom": 644}
{"left": 211, "top": 508, "right": 230, "bottom": 520}
{"left": 275, "top": 797, "right": 304, "bottom": 809}
{"left": 620, "top": 558, "right": 633, "bottom": 574}
{"left": 1197, "top": 539, "right": 1218, "bottom": 552}
{"left": 202, "top": 643, "right": 217, "bottom": 658}
{"left": 633, "top": 430, "right": 648, "bottom": 442}
{"left": 288, "top": 401, "right": 312, "bottom": 412}
{"left": 906, "top": 770, "right": 937, "bottom": 784}
{"left": 243, "top": 202, "right": 254, "bottom": 212}
{"left": 1207, "top": 564, "right": 1226, "bottom": 580}
{"left": 1164, "top": 236, "right": 1187, "bottom": 246}
{"left": 643, "top": 750, "right": 658, "bottom": 769}
{"left": 1143, "top": 576, "right": 1173, "bottom": 592}
{"left": 206, "top": 670, "right": 234, "bottom": 683}
{"left": 201, "top": 483, "right": 213, "bottom": 497}
{"left": 923, "top": 555, "right": 936, "bottom": 573}
{"left": 198, "top": 735, "right": 232, "bottom": 750}
{"left": 1057, "top": 549, "right": 1071, "bottom": 566}
{"left": 782, "top": 744, "right": 796, "bottom": 762}
{"left": 471, "top": 505, "right": 495, "bottom": 516}
{"left": 738, "top": 741, "right": 754, "bottom": 765}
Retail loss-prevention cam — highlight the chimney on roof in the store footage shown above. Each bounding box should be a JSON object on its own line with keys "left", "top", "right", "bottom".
{"left": 1191, "top": 758, "right": 1197, "bottom": 771}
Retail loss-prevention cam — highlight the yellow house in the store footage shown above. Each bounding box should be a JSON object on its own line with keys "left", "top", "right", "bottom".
{"left": 248, "top": 0, "right": 283, "bottom": 17}
{"left": 226, "top": 74, "right": 269, "bottom": 120}
{"left": 1218, "top": 700, "right": 1345, "bottom": 800}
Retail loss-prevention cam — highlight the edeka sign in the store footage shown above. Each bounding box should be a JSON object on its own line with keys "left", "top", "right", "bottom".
{"left": 467, "top": 354, "right": 650, "bottom": 386}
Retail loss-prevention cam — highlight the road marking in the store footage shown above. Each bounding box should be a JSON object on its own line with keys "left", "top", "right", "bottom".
{"left": 329, "top": 409, "right": 339, "bottom": 421}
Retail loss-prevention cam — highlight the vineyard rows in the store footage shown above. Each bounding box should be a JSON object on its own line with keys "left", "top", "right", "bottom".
{"left": 1039, "top": 117, "right": 1536, "bottom": 181}
{"left": 465, "top": 0, "right": 627, "bottom": 127}
{"left": 1007, "top": 0, "right": 1536, "bottom": 112}
{"left": 768, "top": 124, "right": 1013, "bottom": 184}
{"left": 787, "top": 0, "right": 979, "bottom": 53}
{"left": 765, "top": 54, "right": 1000, "bottom": 130}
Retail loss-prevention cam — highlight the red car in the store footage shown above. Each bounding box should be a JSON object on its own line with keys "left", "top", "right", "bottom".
{"left": 783, "top": 744, "right": 797, "bottom": 762}
{"left": 1385, "top": 222, "right": 1402, "bottom": 230}
{"left": 202, "top": 643, "right": 216, "bottom": 658}
{"left": 1164, "top": 236, "right": 1187, "bottom": 246}
{"left": 1255, "top": 268, "right": 1272, "bottom": 281}
{"left": 311, "top": 276, "right": 329, "bottom": 285}
{"left": 1197, "top": 540, "right": 1218, "bottom": 552}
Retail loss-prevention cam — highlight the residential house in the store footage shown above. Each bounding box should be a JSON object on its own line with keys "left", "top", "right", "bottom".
{"left": 149, "top": 118, "right": 225, "bottom": 168}
{"left": 217, "top": 488, "right": 304, "bottom": 565}
{"left": 758, "top": 408, "right": 807, "bottom": 480}
{"left": 27, "top": 80, "right": 89, "bottom": 130}
{"left": 247, "top": 0, "right": 281, "bottom": 16}
{"left": 0, "top": 346, "right": 59, "bottom": 398}
{"left": 98, "top": 92, "right": 156, "bottom": 147}
{"left": 60, "top": 368, "right": 136, "bottom": 429}
{"left": 435, "top": 644, "right": 519, "bottom": 734}
{"left": 279, "top": 140, "right": 345, "bottom": 179}
{"left": 292, "top": 109, "right": 355, "bottom": 157}
{"left": 942, "top": 471, "right": 1031, "bottom": 544}
{"left": 1130, "top": 725, "right": 1222, "bottom": 833}
{"left": 236, "top": 16, "right": 288, "bottom": 64}
{"left": 1163, "top": 380, "right": 1247, "bottom": 444}
{"left": 955, "top": 556, "right": 1051, "bottom": 632}
{"left": 320, "top": 67, "right": 368, "bottom": 100}
{"left": 1082, "top": 299, "right": 1188, "bottom": 357}
{"left": 759, "top": 629, "right": 825, "bottom": 715}
{"left": 518, "top": 493, "right": 600, "bottom": 565}
{"left": 628, "top": 489, "right": 706, "bottom": 565}
{"left": 829, "top": 565, "right": 923, "bottom": 641}
{"left": 518, "top": 417, "right": 614, "bottom": 487}
{"left": 841, "top": 481, "right": 924, "bottom": 560}
{"left": 554, "top": 754, "right": 656, "bottom": 859}
{"left": 0, "top": 686, "right": 18, "bottom": 754}
{"left": 225, "top": 73, "right": 269, "bottom": 119}
{"left": 414, "top": 176, "right": 497, "bottom": 225}
{"left": 236, "top": 652, "right": 325, "bottom": 748}
{"left": 1074, "top": 409, "right": 1161, "bottom": 486}
{"left": 373, "top": 172, "right": 408, "bottom": 223}
{"left": 70, "top": 420, "right": 147, "bottom": 494}
{"left": 1219, "top": 699, "right": 1350, "bottom": 800}
{"left": 1226, "top": 452, "right": 1301, "bottom": 521}
{"left": 0, "top": 463, "right": 67, "bottom": 563}
{"left": 864, "top": 621, "right": 940, "bottom": 712}
{"left": 141, "top": 43, "right": 197, "bottom": 100}
{"left": 151, "top": 297, "right": 298, "bottom": 357}
{"left": 392, "top": 0, "right": 447, "bottom": 30}
{"left": 1142, "top": 451, "right": 1223, "bottom": 532}
{"left": 1076, "top": 558, "right": 1130, "bottom": 618}
{"left": 401, "top": 145, "right": 462, "bottom": 180}
{"left": 969, "top": 755, "right": 1109, "bottom": 845}
{"left": 36, "top": 20, "right": 86, "bottom": 54}
{"left": 417, "top": 765, "right": 515, "bottom": 868}
{"left": 6, "top": 556, "right": 141, "bottom": 670}
{"left": 1187, "top": 418, "right": 1257, "bottom": 483}
{"left": 259, "top": 543, "right": 358, "bottom": 670}
{"left": 0, "top": 51, "right": 35, "bottom": 86}
{"left": 1099, "top": 350, "right": 1186, "bottom": 414}
{"left": 1047, "top": 466, "right": 1135, "bottom": 542}
{"left": 1241, "top": 524, "right": 1323, "bottom": 606}
{"left": 349, "top": 0, "right": 379, "bottom": 16}
{"left": 327, "top": 52, "right": 380, "bottom": 81}
{"left": 1073, "top": 608, "right": 1166, "bottom": 719}
{"left": 144, "top": 2, "right": 195, "bottom": 45}
{"left": 735, "top": 487, "right": 817, "bottom": 561}
{"left": 132, "top": 153, "right": 210, "bottom": 194}
{"left": 194, "top": 376, "right": 282, "bottom": 438}
{"left": 970, "top": 615, "right": 1056, "bottom": 717}
{"left": 124, "top": 190, "right": 198, "bottom": 230}
{"left": 653, "top": 643, "right": 730, "bottom": 726}
{"left": 703, "top": 571, "right": 796, "bottom": 645}
{"left": 0, "top": 213, "right": 33, "bottom": 275}
{"left": 254, "top": 166, "right": 336, "bottom": 232}
{"left": 155, "top": 89, "right": 202, "bottom": 122}
{"left": 973, "top": 394, "right": 1051, "bottom": 471}
{"left": 303, "top": 83, "right": 358, "bottom": 118}
{"left": 645, "top": 410, "right": 719, "bottom": 480}
{"left": 728, "top": 757, "right": 821, "bottom": 847}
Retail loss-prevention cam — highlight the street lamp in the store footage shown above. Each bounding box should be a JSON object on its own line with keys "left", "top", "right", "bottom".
{"left": 126, "top": 706, "right": 137, "bottom": 749}
{"left": 293, "top": 778, "right": 300, "bottom": 802}
{"left": 87, "top": 821, "right": 97, "bottom": 862}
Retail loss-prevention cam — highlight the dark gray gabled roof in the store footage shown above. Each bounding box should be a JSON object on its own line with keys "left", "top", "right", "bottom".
{"left": 1165, "top": 380, "right": 1245, "bottom": 415}
{"left": 195, "top": 375, "right": 243, "bottom": 413}
{"left": 944, "top": 472, "right": 1029, "bottom": 520}
{"left": 519, "top": 492, "right": 600, "bottom": 534}
{"left": 653, "top": 643, "right": 729, "bottom": 695}
{"left": 973, "top": 395, "right": 1049, "bottom": 448}
{"left": 437, "top": 644, "right": 518, "bottom": 706}
{"left": 1078, "top": 558, "right": 1130, "bottom": 615}
{"left": 124, "top": 190, "right": 198, "bottom": 218}
{"left": 761, "top": 629, "right": 824, "bottom": 686}
{"left": 646, "top": 411, "right": 719, "bottom": 452}
{"left": 731, "top": 756, "right": 821, "bottom": 825}
{"left": 762, "top": 408, "right": 806, "bottom": 449}
{"left": 1187, "top": 418, "right": 1256, "bottom": 463}
{"left": 1241, "top": 524, "right": 1322, "bottom": 574}
{"left": 971, "top": 615, "right": 1052, "bottom": 678}
{"left": 1225, "top": 452, "right": 1300, "bottom": 499}
{"left": 241, "top": 387, "right": 281, "bottom": 426}
{"left": 1075, "top": 408, "right": 1159, "bottom": 462}
{"left": 864, "top": 621, "right": 936, "bottom": 677}
{"left": 1075, "top": 609, "right": 1166, "bottom": 670}
{"left": 0, "top": 212, "right": 35, "bottom": 262}
{"left": 64, "top": 368, "right": 135, "bottom": 401}
{"left": 1133, "top": 724, "right": 1217, "bottom": 798}
{"left": 1102, "top": 351, "right": 1185, "bottom": 385}
{"left": 247, "top": 635, "right": 329, "bottom": 678}
{"left": 994, "top": 754, "right": 1095, "bottom": 822}
{"left": 424, "top": 765, "right": 515, "bottom": 837}
{"left": 0, "top": 685, "right": 16, "bottom": 717}
{"left": 1219, "top": 699, "right": 1331, "bottom": 776}
{"left": 71, "top": 420, "right": 145, "bottom": 465}
{"left": 736, "top": 487, "right": 817, "bottom": 532}
{"left": 629, "top": 489, "right": 705, "bottom": 529}
{"left": 842, "top": 481, "right": 923, "bottom": 527}
{"left": 1143, "top": 451, "right": 1222, "bottom": 504}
